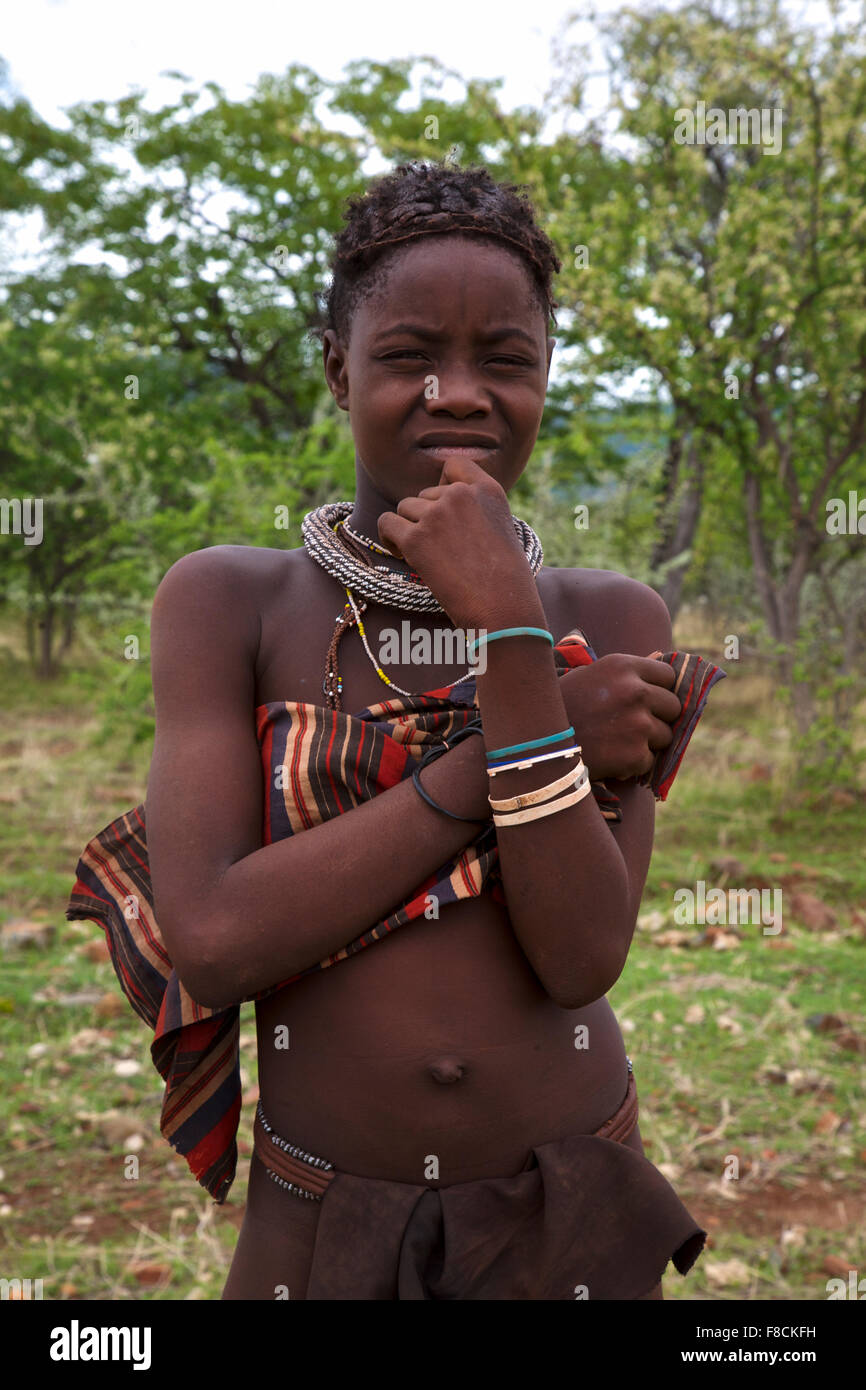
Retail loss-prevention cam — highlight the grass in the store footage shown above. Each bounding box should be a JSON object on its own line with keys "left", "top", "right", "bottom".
{"left": 1, "top": 612, "right": 864, "bottom": 1301}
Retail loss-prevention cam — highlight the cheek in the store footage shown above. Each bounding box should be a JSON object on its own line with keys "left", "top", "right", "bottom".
{"left": 514, "top": 380, "right": 548, "bottom": 418}
{"left": 362, "top": 377, "right": 416, "bottom": 414}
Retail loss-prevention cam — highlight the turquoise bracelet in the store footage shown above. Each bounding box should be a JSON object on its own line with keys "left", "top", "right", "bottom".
{"left": 467, "top": 626, "right": 553, "bottom": 661}
{"left": 486, "top": 726, "right": 576, "bottom": 761}
{"left": 468, "top": 626, "right": 568, "bottom": 762}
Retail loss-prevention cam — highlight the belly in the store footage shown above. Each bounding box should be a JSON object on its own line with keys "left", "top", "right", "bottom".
{"left": 253, "top": 891, "right": 630, "bottom": 1186}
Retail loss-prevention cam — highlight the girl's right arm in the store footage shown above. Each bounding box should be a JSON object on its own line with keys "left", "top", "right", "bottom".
{"left": 146, "top": 548, "right": 490, "bottom": 1009}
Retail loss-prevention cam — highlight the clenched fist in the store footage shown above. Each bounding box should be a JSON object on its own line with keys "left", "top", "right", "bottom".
{"left": 559, "top": 653, "right": 682, "bottom": 782}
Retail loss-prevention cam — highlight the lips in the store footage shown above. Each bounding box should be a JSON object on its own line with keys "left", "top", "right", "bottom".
{"left": 418, "top": 445, "right": 496, "bottom": 459}
{"left": 416, "top": 435, "right": 499, "bottom": 462}
{"left": 416, "top": 434, "right": 499, "bottom": 448}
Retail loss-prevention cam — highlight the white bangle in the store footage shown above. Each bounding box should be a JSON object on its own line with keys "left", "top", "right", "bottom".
{"left": 488, "top": 758, "right": 587, "bottom": 812}
{"left": 492, "top": 771, "right": 594, "bottom": 826}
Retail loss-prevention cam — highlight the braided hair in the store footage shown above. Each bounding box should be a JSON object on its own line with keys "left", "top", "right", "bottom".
{"left": 308, "top": 160, "right": 562, "bottom": 346}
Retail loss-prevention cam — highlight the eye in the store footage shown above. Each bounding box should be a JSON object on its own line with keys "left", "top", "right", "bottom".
{"left": 378, "top": 351, "right": 533, "bottom": 367}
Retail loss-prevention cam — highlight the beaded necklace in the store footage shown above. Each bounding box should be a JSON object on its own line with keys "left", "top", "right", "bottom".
{"left": 300, "top": 501, "right": 543, "bottom": 711}
{"left": 337, "top": 516, "right": 421, "bottom": 572}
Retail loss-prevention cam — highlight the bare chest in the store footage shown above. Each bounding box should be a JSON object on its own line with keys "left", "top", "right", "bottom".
{"left": 253, "top": 548, "right": 573, "bottom": 714}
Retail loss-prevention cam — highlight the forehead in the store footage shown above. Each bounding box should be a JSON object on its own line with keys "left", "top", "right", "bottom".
{"left": 355, "top": 234, "right": 543, "bottom": 336}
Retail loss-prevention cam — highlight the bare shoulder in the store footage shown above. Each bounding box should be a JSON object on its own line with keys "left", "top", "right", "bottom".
{"left": 150, "top": 544, "right": 302, "bottom": 695}
{"left": 155, "top": 542, "right": 296, "bottom": 595}
{"left": 152, "top": 542, "right": 300, "bottom": 623}
{"left": 548, "top": 565, "right": 673, "bottom": 659}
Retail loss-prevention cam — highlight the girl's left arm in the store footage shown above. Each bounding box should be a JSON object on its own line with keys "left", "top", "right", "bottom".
{"left": 472, "top": 577, "right": 672, "bottom": 1009}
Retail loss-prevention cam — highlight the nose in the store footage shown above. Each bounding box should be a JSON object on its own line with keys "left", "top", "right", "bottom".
{"left": 424, "top": 362, "right": 491, "bottom": 417}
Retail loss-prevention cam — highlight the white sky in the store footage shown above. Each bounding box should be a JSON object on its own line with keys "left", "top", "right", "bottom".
{"left": 2, "top": 0, "right": 594, "bottom": 125}
{"left": 2, "top": 0, "right": 847, "bottom": 131}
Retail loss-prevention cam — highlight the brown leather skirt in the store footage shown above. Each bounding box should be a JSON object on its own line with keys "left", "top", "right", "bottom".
{"left": 252, "top": 1068, "right": 706, "bottom": 1300}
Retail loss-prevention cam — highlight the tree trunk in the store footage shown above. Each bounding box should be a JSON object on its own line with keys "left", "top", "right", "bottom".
{"left": 650, "top": 431, "right": 683, "bottom": 570}
{"left": 742, "top": 468, "right": 782, "bottom": 642}
{"left": 59, "top": 597, "right": 77, "bottom": 656}
{"left": 26, "top": 599, "right": 36, "bottom": 665}
{"left": 741, "top": 466, "right": 821, "bottom": 741}
{"left": 38, "top": 603, "right": 57, "bottom": 680}
{"left": 775, "top": 582, "right": 816, "bottom": 739}
{"left": 652, "top": 438, "right": 704, "bottom": 620}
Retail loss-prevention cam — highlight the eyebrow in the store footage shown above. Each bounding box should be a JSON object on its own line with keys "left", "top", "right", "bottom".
{"left": 373, "top": 323, "right": 539, "bottom": 347}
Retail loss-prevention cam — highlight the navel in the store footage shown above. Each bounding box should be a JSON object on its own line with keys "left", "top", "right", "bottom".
{"left": 427, "top": 1056, "right": 467, "bottom": 1085}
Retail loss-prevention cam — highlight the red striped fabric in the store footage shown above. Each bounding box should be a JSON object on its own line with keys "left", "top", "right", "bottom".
{"left": 64, "top": 627, "right": 724, "bottom": 1201}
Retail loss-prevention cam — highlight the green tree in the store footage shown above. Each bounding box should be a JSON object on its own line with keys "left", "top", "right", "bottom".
{"left": 549, "top": 0, "right": 866, "bottom": 767}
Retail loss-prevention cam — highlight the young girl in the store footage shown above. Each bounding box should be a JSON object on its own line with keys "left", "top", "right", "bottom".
{"left": 68, "top": 161, "right": 722, "bottom": 1300}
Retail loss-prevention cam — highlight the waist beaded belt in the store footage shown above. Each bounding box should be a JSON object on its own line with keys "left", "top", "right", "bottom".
{"left": 253, "top": 1058, "right": 636, "bottom": 1202}
{"left": 254, "top": 1101, "right": 336, "bottom": 1200}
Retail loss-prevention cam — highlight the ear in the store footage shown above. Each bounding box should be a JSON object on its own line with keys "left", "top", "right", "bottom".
{"left": 322, "top": 329, "right": 350, "bottom": 411}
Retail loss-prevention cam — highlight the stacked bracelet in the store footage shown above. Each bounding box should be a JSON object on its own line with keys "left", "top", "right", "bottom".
{"left": 488, "top": 754, "right": 592, "bottom": 826}
{"left": 488, "top": 760, "right": 587, "bottom": 813}
{"left": 491, "top": 765, "right": 593, "bottom": 826}
{"left": 408, "top": 626, "right": 591, "bottom": 826}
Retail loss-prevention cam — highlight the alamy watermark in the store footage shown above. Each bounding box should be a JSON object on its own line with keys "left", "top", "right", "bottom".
{"left": 1, "top": 497, "right": 43, "bottom": 545}
{"left": 378, "top": 622, "right": 489, "bottom": 674}
{"left": 674, "top": 102, "right": 783, "bottom": 156}
{"left": 826, "top": 1269, "right": 866, "bottom": 1299}
{"left": 49, "top": 1320, "right": 151, "bottom": 1370}
{"left": 826, "top": 491, "right": 865, "bottom": 535}
{"left": 1, "top": 1276, "right": 44, "bottom": 1299}
{"left": 674, "top": 881, "right": 782, "bottom": 934}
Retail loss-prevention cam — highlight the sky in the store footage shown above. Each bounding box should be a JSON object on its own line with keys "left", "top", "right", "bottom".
{"left": 2, "top": 0, "right": 847, "bottom": 134}
{"left": 2, "top": 0, "right": 598, "bottom": 129}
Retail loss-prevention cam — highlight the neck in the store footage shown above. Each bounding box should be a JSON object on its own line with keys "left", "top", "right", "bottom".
{"left": 343, "top": 476, "right": 408, "bottom": 563}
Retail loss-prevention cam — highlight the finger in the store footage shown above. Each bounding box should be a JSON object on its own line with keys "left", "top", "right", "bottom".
{"left": 645, "top": 713, "right": 675, "bottom": 750}
{"left": 630, "top": 655, "right": 677, "bottom": 687}
{"left": 637, "top": 748, "right": 657, "bottom": 779}
{"left": 438, "top": 456, "right": 489, "bottom": 485}
{"left": 377, "top": 511, "right": 413, "bottom": 557}
{"left": 395, "top": 495, "right": 438, "bottom": 521}
{"left": 646, "top": 686, "right": 684, "bottom": 723}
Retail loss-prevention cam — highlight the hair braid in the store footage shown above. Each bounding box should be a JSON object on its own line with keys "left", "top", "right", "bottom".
{"left": 308, "top": 160, "right": 562, "bottom": 345}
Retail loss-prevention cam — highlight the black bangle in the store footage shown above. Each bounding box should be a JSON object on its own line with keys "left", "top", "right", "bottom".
{"left": 411, "top": 720, "right": 488, "bottom": 822}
